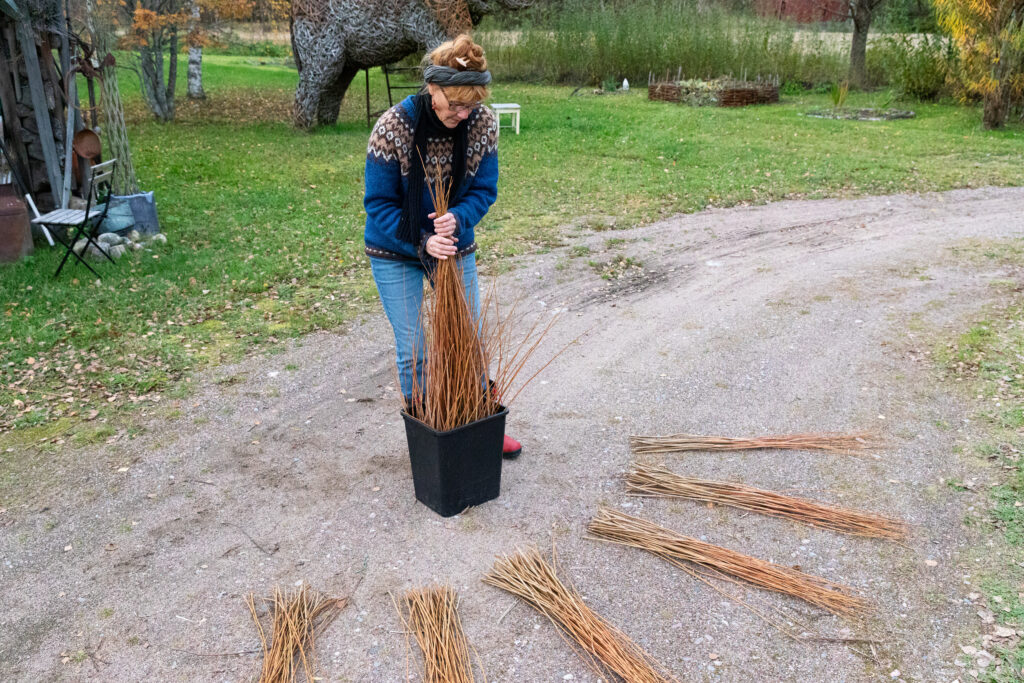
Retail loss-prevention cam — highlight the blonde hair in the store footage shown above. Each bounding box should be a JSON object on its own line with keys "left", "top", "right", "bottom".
{"left": 425, "top": 34, "right": 490, "bottom": 103}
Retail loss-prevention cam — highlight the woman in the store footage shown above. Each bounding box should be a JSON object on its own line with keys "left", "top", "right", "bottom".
{"left": 364, "top": 34, "right": 521, "bottom": 458}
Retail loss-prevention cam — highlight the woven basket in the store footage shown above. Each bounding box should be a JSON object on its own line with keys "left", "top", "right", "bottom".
{"left": 648, "top": 82, "right": 682, "bottom": 103}
{"left": 718, "top": 82, "right": 779, "bottom": 107}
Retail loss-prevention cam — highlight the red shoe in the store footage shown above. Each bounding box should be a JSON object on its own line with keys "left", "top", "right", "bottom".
{"left": 502, "top": 434, "right": 522, "bottom": 459}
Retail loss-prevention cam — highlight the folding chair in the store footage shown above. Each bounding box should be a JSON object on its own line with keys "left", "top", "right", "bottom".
{"left": 25, "top": 158, "right": 118, "bottom": 279}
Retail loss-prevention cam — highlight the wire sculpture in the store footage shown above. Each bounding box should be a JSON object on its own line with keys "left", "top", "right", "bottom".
{"left": 290, "top": 0, "right": 530, "bottom": 129}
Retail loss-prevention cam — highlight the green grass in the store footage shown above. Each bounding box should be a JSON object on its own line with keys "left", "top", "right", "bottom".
{"left": 936, "top": 240, "right": 1024, "bottom": 680}
{"left": 1, "top": 55, "right": 1023, "bottom": 448}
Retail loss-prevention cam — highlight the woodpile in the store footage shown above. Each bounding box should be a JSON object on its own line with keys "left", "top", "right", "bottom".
{"left": 0, "top": 2, "right": 77, "bottom": 208}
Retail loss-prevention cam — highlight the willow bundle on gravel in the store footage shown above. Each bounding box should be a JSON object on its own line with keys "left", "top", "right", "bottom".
{"left": 627, "top": 463, "right": 908, "bottom": 541}
{"left": 409, "top": 154, "right": 562, "bottom": 431}
{"left": 587, "top": 508, "right": 867, "bottom": 616}
{"left": 246, "top": 584, "right": 347, "bottom": 683}
{"left": 483, "top": 548, "right": 678, "bottom": 683}
{"left": 629, "top": 432, "right": 874, "bottom": 455}
{"left": 399, "top": 586, "right": 477, "bottom": 683}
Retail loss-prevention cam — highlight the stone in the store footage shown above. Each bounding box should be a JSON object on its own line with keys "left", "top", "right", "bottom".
{"left": 108, "top": 244, "right": 127, "bottom": 259}
{"left": 97, "top": 232, "right": 121, "bottom": 246}
{"left": 128, "top": 230, "right": 141, "bottom": 243}
{"left": 151, "top": 233, "right": 167, "bottom": 244}
{"left": 73, "top": 239, "right": 88, "bottom": 255}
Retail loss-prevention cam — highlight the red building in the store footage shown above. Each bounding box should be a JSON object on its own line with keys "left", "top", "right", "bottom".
{"left": 755, "top": 0, "right": 847, "bottom": 23}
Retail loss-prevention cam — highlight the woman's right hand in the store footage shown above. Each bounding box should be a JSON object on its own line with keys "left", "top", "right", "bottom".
{"left": 425, "top": 234, "right": 458, "bottom": 260}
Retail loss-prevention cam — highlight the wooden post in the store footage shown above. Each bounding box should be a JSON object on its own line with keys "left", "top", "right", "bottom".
{"left": 61, "top": 72, "right": 75, "bottom": 207}
{"left": 16, "top": 20, "right": 62, "bottom": 205}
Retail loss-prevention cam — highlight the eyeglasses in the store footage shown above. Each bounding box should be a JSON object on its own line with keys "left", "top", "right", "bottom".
{"left": 441, "top": 91, "right": 477, "bottom": 114}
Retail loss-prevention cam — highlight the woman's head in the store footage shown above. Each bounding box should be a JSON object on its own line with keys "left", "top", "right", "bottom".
{"left": 424, "top": 34, "right": 490, "bottom": 128}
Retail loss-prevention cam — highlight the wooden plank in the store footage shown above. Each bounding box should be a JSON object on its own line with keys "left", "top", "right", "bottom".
{"left": 61, "top": 69, "right": 75, "bottom": 207}
{"left": 0, "top": 0, "right": 22, "bottom": 20}
{"left": 16, "top": 19, "right": 62, "bottom": 205}
{"left": 3, "top": 25, "right": 20, "bottom": 102}
{"left": 40, "top": 35, "right": 66, "bottom": 109}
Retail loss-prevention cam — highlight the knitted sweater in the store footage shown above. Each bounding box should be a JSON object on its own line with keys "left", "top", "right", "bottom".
{"left": 364, "top": 95, "right": 499, "bottom": 261}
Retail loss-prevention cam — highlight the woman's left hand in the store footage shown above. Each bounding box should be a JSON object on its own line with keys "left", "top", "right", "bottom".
{"left": 428, "top": 211, "right": 457, "bottom": 239}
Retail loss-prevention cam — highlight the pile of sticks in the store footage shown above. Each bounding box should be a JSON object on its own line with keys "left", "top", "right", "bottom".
{"left": 246, "top": 585, "right": 346, "bottom": 683}
{"left": 588, "top": 507, "right": 867, "bottom": 616}
{"left": 630, "top": 432, "right": 874, "bottom": 455}
{"left": 484, "top": 548, "right": 678, "bottom": 682}
{"left": 400, "top": 586, "right": 477, "bottom": 683}
{"left": 627, "top": 463, "right": 907, "bottom": 540}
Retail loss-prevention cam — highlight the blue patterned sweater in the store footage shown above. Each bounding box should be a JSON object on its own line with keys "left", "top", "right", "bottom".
{"left": 363, "top": 95, "right": 500, "bottom": 261}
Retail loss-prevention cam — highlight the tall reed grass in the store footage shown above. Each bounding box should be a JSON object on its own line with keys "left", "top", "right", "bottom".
{"left": 482, "top": 0, "right": 848, "bottom": 86}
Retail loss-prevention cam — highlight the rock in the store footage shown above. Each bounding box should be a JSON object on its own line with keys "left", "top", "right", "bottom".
{"left": 97, "top": 232, "right": 121, "bottom": 246}
{"left": 151, "top": 233, "right": 167, "bottom": 244}
{"left": 73, "top": 239, "right": 88, "bottom": 255}
{"left": 67, "top": 196, "right": 87, "bottom": 210}
{"left": 108, "top": 244, "right": 127, "bottom": 259}
{"left": 132, "top": 242, "right": 144, "bottom": 251}
{"left": 128, "top": 229, "right": 141, "bottom": 243}
{"left": 991, "top": 625, "right": 1015, "bottom": 638}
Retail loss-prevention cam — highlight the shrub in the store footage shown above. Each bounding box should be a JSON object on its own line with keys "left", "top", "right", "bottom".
{"left": 868, "top": 34, "right": 952, "bottom": 101}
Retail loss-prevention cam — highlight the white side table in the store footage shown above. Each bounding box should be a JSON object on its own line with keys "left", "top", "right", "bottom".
{"left": 491, "top": 103, "right": 521, "bottom": 134}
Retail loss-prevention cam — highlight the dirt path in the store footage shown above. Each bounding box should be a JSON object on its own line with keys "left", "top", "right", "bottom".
{"left": 4, "top": 187, "right": 1024, "bottom": 682}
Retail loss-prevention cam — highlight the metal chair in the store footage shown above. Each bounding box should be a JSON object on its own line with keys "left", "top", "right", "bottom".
{"left": 25, "top": 158, "right": 118, "bottom": 279}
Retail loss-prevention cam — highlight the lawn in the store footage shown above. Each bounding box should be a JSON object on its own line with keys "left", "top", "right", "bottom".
{"left": 2, "top": 54, "right": 1023, "bottom": 447}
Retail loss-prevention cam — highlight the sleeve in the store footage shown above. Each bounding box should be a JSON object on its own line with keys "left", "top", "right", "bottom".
{"left": 449, "top": 111, "right": 499, "bottom": 233}
{"left": 363, "top": 150, "right": 403, "bottom": 237}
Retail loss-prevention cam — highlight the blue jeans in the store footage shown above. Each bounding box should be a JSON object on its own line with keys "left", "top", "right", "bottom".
{"left": 370, "top": 254, "right": 481, "bottom": 400}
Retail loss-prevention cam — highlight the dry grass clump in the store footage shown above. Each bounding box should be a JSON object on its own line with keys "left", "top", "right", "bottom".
{"left": 245, "top": 584, "right": 347, "bottom": 683}
{"left": 399, "top": 586, "right": 478, "bottom": 683}
{"left": 627, "top": 463, "right": 907, "bottom": 541}
{"left": 483, "top": 548, "right": 678, "bottom": 682}
{"left": 629, "top": 432, "right": 875, "bottom": 455}
{"left": 587, "top": 507, "right": 867, "bottom": 616}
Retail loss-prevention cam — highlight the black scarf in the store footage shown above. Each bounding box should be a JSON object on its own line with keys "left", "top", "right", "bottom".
{"left": 397, "top": 92, "right": 469, "bottom": 248}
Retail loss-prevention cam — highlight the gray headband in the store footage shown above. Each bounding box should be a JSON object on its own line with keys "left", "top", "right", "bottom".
{"left": 423, "top": 64, "right": 492, "bottom": 87}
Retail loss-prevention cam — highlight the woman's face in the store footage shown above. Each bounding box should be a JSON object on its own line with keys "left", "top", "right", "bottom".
{"left": 428, "top": 84, "right": 476, "bottom": 128}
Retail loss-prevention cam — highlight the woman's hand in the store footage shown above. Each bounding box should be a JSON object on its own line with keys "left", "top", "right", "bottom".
{"left": 425, "top": 234, "right": 458, "bottom": 260}
{"left": 428, "top": 211, "right": 457, "bottom": 239}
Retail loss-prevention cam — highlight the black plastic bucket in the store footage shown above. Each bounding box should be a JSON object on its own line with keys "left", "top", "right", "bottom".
{"left": 401, "top": 405, "right": 507, "bottom": 517}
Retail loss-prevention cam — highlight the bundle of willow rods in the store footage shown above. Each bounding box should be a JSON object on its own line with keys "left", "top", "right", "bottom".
{"left": 410, "top": 154, "right": 496, "bottom": 431}
{"left": 400, "top": 586, "right": 477, "bottom": 683}
{"left": 245, "top": 584, "right": 346, "bottom": 683}
{"left": 629, "top": 432, "right": 874, "bottom": 455}
{"left": 409, "top": 153, "right": 564, "bottom": 430}
{"left": 627, "top": 463, "right": 907, "bottom": 541}
{"left": 484, "top": 548, "right": 678, "bottom": 683}
{"left": 587, "top": 508, "right": 867, "bottom": 616}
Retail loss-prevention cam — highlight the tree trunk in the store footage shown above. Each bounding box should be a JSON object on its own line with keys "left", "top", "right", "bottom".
{"left": 849, "top": 1, "right": 873, "bottom": 88}
{"left": 982, "top": 80, "right": 1010, "bottom": 129}
{"left": 166, "top": 28, "right": 178, "bottom": 120}
{"left": 187, "top": 1, "right": 205, "bottom": 100}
